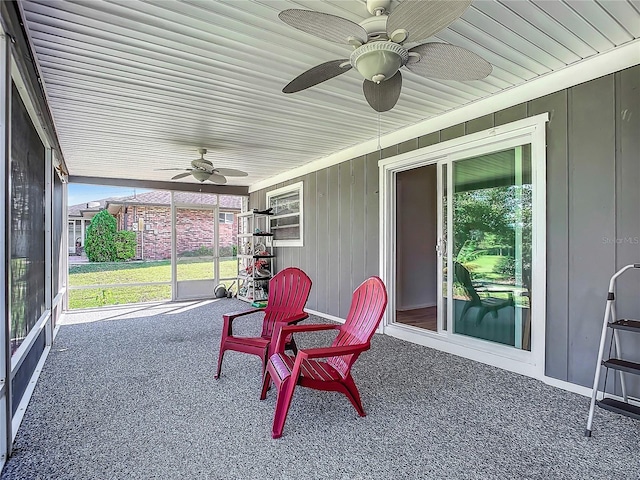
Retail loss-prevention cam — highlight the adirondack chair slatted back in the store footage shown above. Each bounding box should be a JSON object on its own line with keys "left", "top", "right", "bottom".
{"left": 260, "top": 267, "right": 312, "bottom": 338}
{"left": 327, "top": 277, "right": 387, "bottom": 377}
{"left": 454, "top": 262, "right": 481, "bottom": 304}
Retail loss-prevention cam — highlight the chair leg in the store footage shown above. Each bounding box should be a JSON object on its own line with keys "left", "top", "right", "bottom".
{"left": 261, "top": 347, "right": 269, "bottom": 378}
{"left": 272, "top": 376, "right": 298, "bottom": 439}
{"left": 260, "top": 370, "right": 272, "bottom": 400}
{"left": 214, "top": 342, "right": 226, "bottom": 379}
{"left": 476, "top": 307, "right": 488, "bottom": 325}
{"left": 288, "top": 337, "right": 298, "bottom": 355}
{"left": 460, "top": 301, "right": 472, "bottom": 322}
{"left": 341, "top": 375, "right": 366, "bottom": 417}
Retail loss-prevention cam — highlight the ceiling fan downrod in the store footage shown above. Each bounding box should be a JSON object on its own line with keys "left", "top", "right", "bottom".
{"left": 366, "top": 0, "right": 391, "bottom": 16}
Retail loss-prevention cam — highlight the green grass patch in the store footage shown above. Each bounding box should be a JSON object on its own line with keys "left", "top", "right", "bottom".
{"left": 465, "top": 255, "right": 507, "bottom": 280}
{"left": 70, "top": 261, "right": 172, "bottom": 285}
{"left": 68, "top": 257, "right": 239, "bottom": 309}
{"left": 69, "top": 285, "right": 172, "bottom": 309}
{"left": 69, "top": 258, "right": 237, "bottom": 286}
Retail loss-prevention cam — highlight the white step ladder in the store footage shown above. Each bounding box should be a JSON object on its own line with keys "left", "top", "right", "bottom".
{"left": 585, "top": 263, "right": 640, "bottom": 437}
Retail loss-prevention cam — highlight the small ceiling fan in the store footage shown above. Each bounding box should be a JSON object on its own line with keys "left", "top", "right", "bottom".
{"left": 279, "top": 0, "right": 492, "bottom": 112}
{"left": 158, "top": 148, "right": 248, "bottom": 184}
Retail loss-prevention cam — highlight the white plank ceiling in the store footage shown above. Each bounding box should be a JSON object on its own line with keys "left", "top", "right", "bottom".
{"left": 20, "top": 0, "right": 640, "bottom": 187}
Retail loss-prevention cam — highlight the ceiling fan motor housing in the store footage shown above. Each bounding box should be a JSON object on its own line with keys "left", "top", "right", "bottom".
{"left": 191, "top": 159, "right": 214, "bottom": 171}
{"left": 350, "top": 41, "right": 408, "bottom": 83}
{"left": 359, "top": 15, "right": 388, "bottom": 40}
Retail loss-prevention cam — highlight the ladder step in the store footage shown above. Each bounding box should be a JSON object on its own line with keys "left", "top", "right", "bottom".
{"left": 608, "top": 319, "right": 640, "bottom": 332}
{"left": 602, "top": 358, "right": 640, "bottom": 375}
{"left": 597, "top": 398, "right": 640, "bottom": 420}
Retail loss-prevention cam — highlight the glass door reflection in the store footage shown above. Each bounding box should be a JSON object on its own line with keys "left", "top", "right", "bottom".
{"left": 448, "top": 145, "right": 532, "bottom": 350}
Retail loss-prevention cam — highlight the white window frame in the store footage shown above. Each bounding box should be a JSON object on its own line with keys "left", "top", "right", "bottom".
{"left": 379, "top": 113, "right": 548, "bottom": 381}
{"left": 266, "top": 182, "right": 304, "bottom": 247}
{"left": 218, "top": 212, "right": 234, "bottom": 224}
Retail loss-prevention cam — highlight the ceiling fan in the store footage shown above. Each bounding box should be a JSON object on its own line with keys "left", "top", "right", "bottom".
{"left": 158, "top": 148, "right": 248, "bottom": 184}
{"left": 279, "top": 0, "right": 492, "bottom": 112}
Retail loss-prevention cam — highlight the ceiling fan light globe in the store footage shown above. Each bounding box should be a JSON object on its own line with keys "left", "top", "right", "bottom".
{"left": 350, "top": 42, "right": 408, "bottom": 83}
{"left": 192, "top": 170, "right": 211, "bottom": 182}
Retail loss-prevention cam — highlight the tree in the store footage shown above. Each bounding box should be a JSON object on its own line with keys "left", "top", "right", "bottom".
{"left": 453, "top": 187, "right": 514, "bottom": 261}
{"left": 454, "top": 184, "right": 532, "bottom": 283}
{"left": 84, "top": 210, "right": 117, "bottom": 262}
{"left": 114, "top": 230, "right": 137, "bottom": 261}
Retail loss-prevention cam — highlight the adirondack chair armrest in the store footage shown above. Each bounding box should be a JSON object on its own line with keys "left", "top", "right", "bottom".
{"left": 280, "top": 323, "right": 338, "bottom": 334}
{"left": 270, "top": 312, "right": 309, "bottom": 340}
{"left": 223, "top": 308, "right": 264, "bottom": 321}
{"left": 482, "top": 289, "right": 514, "bottom": 301}
{"left": 298, "top": 343, "right": 369, "bottom": 360}
{"left": 279, "top": 312, "right": 309, "bottom": 325}
{"left": 273, "top": 324, "right": 340, "bottom": 354}
{"left": 485, "top": 289, "right": 513, "bottom": 295}
{"left": 222, "top": 308, "right": 264, "bottom": 335}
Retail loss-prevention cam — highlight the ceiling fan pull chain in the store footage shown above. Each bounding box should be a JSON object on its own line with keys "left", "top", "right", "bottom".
{"left": 377, "top": 110, "right": 382, "bottom": 159}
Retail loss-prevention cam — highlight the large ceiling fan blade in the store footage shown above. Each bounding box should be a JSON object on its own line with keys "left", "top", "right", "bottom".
{"left": 171, "top": 172, "right": 191, "bottom": 180}
{"left": 387, "top": 0, "right": 472, "bottom": 44}
{"left": 155, "top": 168, "right": 186, "bottom": 171}
{"left": 213, "top": 168, "right": 248, "bottom": 177}
{"left": 283, "top": 59, "right": 352, "bottom": 94}
{"left": 363, "top": 71, "right": 402, "bottom": 112}
{"left": 279, "top": 9, "right": 367, "bottom": 44}
{"left": 208, "top": 173, "right": 227, "bottom": 185}
{"left": 406, "top": 43, "right": 492, "bottom": 80}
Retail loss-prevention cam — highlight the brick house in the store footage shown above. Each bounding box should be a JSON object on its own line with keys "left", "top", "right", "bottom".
{"left": 69, "top": 191, "right": 242, "bottom": 260}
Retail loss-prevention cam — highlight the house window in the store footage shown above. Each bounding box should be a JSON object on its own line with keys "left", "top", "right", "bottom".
{"left": 266, "top": 182, "right": 303, "bottom": 247}
{"left": 219, "top": 212, "right": 234, "bottom": 224}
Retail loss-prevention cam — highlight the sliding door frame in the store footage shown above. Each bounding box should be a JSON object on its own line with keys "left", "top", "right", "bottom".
{"left": 379, "top": 114, "right": 548, "bottom": 379}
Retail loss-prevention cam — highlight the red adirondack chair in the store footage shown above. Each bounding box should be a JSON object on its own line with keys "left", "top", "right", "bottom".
{"left": 260, "top": 276, "right": 387, "bottom": 438}
{"left": 215, "top": 267, "right": 312, "bottom": 379}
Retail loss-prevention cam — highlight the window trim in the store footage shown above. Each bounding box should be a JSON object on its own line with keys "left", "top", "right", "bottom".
{"left": 266, "top": 182, "right": 304, "bottom": 247}
{"left": 218, "top": 212, "right": 234, "bottom": 224}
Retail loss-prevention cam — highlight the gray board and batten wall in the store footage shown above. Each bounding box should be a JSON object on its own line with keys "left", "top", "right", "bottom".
{"left": 249, "top": 65, "right": 640, "bottom": 392}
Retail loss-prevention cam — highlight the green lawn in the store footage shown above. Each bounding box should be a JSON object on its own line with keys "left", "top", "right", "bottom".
{"left": 465, "top": 254, "right": 506, "bottom": 279}
{"left": 68, "top": 257, "right": 237, "bottom": 309}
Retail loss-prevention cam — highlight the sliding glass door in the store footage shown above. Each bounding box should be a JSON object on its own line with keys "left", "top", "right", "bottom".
{"left": 440, "top": 145, "right": 532, "bottom": 350}
{"left": 382, "top": 114, "right": 546, "bottom": 374}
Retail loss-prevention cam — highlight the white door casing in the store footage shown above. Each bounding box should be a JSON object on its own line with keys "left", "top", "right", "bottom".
{"left": 379, "top": 114, "right": 548, "bottom": 379}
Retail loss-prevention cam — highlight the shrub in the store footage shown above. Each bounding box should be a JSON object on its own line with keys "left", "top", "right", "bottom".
{"left": 496, "top": 255, "right": 532, "bottom": 286}
{"left": 179, "top": 246, "right": 213, "bottom": 258}
{"left": 495, "top": 256, "right": 515, "bottom": 279}
{"left": 114, "top": 230, "right": 137, "bottom": 261}
{"left": 84, "top": 210, "right": 117, "bottom": 262}
{"left": 196, "top": 245, "right": 213, "bottom": 256}
{"left": 218, "top": 245, "right": 238, "bottom": 258}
